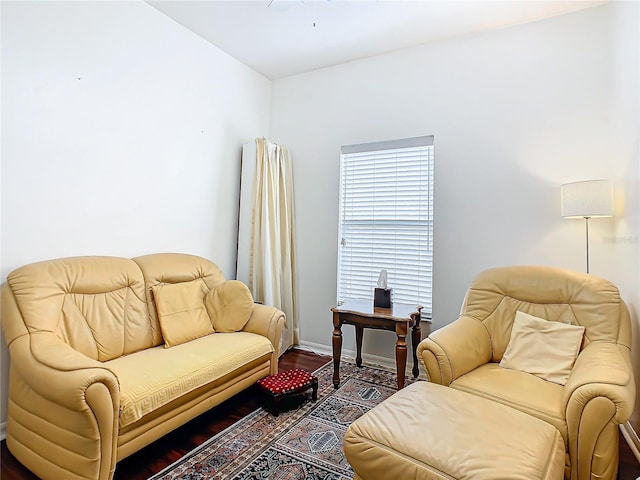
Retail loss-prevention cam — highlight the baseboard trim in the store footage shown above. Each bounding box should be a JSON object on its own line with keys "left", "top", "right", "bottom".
{"left": 620, "top": 421, "right": 640, "bottom": 464}
{"left": 298, "top": 340, "right": 396, "bottom": 371}
{"left": 296, "top": 341, "right": 428, "bottom": 380}
{"left": 296, "top": 340, "right": 332, "bottom": 358}
{"left": 1, "top": 421, "right": 6, "bottom": 441}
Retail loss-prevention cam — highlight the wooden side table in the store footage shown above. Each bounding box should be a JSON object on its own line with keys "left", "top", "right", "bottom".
{"left": 331, "top": 300, "right": 423, "bottom": 390}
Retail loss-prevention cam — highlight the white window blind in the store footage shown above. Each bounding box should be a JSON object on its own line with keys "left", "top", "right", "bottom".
{"left": 338, "top": 136, "right": 434, "bottom": 316}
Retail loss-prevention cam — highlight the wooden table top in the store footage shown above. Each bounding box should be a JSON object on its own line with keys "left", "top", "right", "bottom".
{"left": 331, "top": 299, "right": 422, "bottom": 321}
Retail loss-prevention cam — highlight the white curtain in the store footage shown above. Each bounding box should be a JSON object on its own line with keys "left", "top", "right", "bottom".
{"left": 249, "top": 137, "right": 298, "bottom": 353}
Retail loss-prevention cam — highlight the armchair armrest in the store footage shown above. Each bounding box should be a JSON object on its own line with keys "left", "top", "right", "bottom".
{"left": 563, "top": 341, "right": 635, "bottom": 480}
{"left": 564, "top": 341, "right": 635, "bottom": 424}
{"left": 417, "top": 315, "right": 492, "bottom": 385}
{"left": 243, "top": 303, "right": 286, "bottom": 373}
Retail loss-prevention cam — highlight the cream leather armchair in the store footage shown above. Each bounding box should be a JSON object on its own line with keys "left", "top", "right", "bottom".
{"left": 417, "top": 266, "right": 635, "bottom": 480}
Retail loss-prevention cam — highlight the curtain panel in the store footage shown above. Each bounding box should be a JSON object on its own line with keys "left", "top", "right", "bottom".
{"left": 249, "top": 137, "right": 298, "bottom": 353}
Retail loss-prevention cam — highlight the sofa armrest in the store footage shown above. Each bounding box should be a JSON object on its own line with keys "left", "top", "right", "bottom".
{"left": 11, "top": 331, "right": 120, "bottom": 410}
{"left": 563, "top": 341, "right": 635, "bottom": 480}
{"left": 7, "top": 332, "right": 119, "bottom": 480}
{"left": 243, "top": 304, "right": 286, "bottom": 368}
{"left": 417, "top": 315, "right": 492, "bottom": 385}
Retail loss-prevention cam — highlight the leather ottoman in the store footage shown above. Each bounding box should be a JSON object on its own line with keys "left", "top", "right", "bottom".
{"left": 344, "top": 381, "right": 564, "bottom": 480}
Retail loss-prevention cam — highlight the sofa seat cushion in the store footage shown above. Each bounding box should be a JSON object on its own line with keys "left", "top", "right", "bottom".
{"left": 105, "top": 332, "right": 273, "bottom": 427}
{"left": 451, "top": 363, "right": 567, "bottom": 442}
{"left": 344, "top": 381, "right": 565, "bottom": 480}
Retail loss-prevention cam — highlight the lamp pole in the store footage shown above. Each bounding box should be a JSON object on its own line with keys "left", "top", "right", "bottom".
{"left": 584, "top": 216, "right": 591, "bottom": 274}
{"left": 560, "top": 180, "right": 614, "bottom": 275}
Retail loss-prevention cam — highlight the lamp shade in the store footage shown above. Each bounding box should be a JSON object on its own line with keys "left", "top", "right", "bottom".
{"left": 561, "top": 180, "right": 614, "bottom": 218}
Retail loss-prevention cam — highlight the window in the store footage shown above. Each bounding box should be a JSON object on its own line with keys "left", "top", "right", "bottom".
{"left": 337, "top": 136, "right": 434, "bottom": 317}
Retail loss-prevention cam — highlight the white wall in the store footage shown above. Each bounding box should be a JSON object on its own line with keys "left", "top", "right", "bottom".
{"left": 608, "top": 0, "right": 640, "bottom": 431}
{"left": 271, "top": 1, "right": 639, "bottom": 422}
{"left": 0, "top": 1, "right": 270, "bottom": 430}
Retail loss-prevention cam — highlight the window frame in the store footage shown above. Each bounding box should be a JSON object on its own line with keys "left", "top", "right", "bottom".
{"left": 337, "top": 135, "right": 434, "bottom": 318}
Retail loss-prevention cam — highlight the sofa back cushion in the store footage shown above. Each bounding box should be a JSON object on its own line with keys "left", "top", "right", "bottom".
{"left": 133, "top": 253, "right": 226, "bottom": 346}
{"left": 7, "top": 256, "right": 151, "bottom": 361}
{"left": 461, "top": 266, "right": 631, "bottom": 362}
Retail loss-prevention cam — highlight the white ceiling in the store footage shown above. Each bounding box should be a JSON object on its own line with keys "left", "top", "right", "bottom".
{"left": 147, "top": 0, "right": 606, "bottom": 80}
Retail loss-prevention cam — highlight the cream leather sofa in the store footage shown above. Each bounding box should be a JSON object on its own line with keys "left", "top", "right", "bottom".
{"left": 417, "top": 266, "right": 635, "bottom": 480}
{"left": 1, "top": 253, "right": 285, "bottom": 480}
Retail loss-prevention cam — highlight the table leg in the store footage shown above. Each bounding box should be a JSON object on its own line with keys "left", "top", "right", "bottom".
{"left": 411, "top": 315, "right": 422, "bottom": 378}
{"left": 355, "top": 325, "right": 364, "bottom": 367}
{"left": 394, "top": 322, "right": 408, "bottom": 389}
{"left": 332, "top": 312, "right": 343, "bottom": 389}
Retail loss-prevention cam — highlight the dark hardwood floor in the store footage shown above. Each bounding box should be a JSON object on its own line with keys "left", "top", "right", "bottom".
{"left": 2, "top": 348, "right": 639, "bottom": 479}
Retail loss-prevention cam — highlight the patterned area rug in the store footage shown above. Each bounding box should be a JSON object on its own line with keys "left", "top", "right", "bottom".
{"left": 149, "top": 360, "right": 418, "bottom": 479}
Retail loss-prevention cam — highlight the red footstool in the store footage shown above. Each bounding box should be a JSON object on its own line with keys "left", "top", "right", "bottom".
{"left": 257, "top": 368, "right": 318, "bottom": 416}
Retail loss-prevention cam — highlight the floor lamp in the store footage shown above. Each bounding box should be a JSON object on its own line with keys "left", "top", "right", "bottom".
{"left": 561, "top": 179, "right": 614, "bottom": 274}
